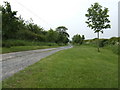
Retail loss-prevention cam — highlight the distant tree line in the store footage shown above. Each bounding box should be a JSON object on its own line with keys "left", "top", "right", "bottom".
{"left": 1, "top": 2, "right": 69, "bottom": 46}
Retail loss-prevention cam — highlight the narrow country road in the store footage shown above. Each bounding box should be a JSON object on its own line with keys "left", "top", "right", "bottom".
{"left": 1, "top": 46, "right": 72, "bottom": 81}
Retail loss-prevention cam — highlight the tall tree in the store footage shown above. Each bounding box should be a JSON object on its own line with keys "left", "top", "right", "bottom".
{"left": 56, "top": 26, "right": 69, "bottom": 44}
{"left": 46, "top": 29, "right": 58, "bottom": 42}
{"left": 81, "top": 35, "right": 85, "bottom": 44}
{"left": 2, "top": 2, "right": 19, "bottom": 39}
{"left": 72, "top": 34, "right": 82, "bottom": 45}
{"left": 85, "top": 2, "right": 111, "bottom": 52}
{"left": 56, "top": 26, "right": 69, "bottom": 37}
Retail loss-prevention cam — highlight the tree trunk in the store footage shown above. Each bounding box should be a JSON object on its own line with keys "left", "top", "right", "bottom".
{"left": 97, "top": 32, "right": 100, "bottom": 52}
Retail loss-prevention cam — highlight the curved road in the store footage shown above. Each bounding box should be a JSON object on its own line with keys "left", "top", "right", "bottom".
{"left": 1, "top": 46, "right": 72, "bottom": 80}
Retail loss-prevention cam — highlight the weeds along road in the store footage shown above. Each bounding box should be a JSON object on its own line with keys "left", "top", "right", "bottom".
{"left": 1, "top": 46, "right": 72, "bottom": 80}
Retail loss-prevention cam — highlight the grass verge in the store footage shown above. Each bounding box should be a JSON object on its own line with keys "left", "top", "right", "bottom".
{"left": 2, "top": 46, "right": 118, "bottom": 88}
{"left": 1, "top": 46, "right": 60, "bottom": 54}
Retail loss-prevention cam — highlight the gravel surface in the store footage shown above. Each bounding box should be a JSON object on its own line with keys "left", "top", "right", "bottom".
{"left": 1, "top": 46, "right": 72, "bottom": 80}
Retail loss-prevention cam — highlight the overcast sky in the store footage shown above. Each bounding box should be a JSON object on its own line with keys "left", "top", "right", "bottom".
{"left": 1, "top": 0, "right": 119, "bottom": 40}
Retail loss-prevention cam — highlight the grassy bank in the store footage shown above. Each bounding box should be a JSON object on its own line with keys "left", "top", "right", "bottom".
{"left": 1, "top": 39, "right": 64, "bottom": 54}
{"left": 1, "top": 46, "right": 60, "bottom": 54}
{"left": 103, "top": 45, "right": 119, "bottom": 55}
{"left": 2, "top": 46, "right": 118, "bottom": 88}
{"left": 83, "top": 43, "right": 119, "bottom": 55}
{"left": 2, "top": 39, "right": 59, "bottom": 47}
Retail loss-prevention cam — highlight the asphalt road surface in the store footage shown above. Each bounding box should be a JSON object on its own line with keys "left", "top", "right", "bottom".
{"left": 1, "top": 46, "right": 72, "bottom": 81}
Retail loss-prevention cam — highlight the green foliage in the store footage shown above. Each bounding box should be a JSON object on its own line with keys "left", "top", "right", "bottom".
{"left": 46, "top": 29, "right": 58, "bottom": 42}
{"left": 84, "top": 37, "right": 120, "bottom": 55}
{"left": 2, "top": 1, "right": 19, "bottom": 39}
{"left": 2, "top": 45, "right": 60, "bottom": 54}
{"left": 2, "top": 39, "right": 59, "bottom": 47}
{"left": 104, "top": 45, "right": 119, "bottom": 55}
{"left": 99, "top": 39, "right": 108, "bottom": 47}
{"left": 2, "top": 40, "right": 26, "bottom": 47}
{"left": 16, "top": 30, "right": 37, "bottom": 40}
{"left": 85, "top": 2, "right": 111, "bottom": 33}
{"left": 56, "top": 26, "right": 69, "bottom": 44}
{"left": 26, "top": 22, "right": 44, "bottom": 34}
{"left": 85, "top": 2, "right": 111, "bottom": 52}
{"left": 56, "top": 26, "right": 68, "bottom": 35}
{"left": 81, "top": 35, "right": 85, "bottom": 40}
{"left": 108, "top": 37, "right": 119, "bottom": 45}
{"left": 72, "top": 34, "right": 85, "bottom": 45}
{"left": 2, "top": 2, "right": 70, "bottom": 46}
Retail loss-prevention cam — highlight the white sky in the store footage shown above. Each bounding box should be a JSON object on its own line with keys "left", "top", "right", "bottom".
{"left": 0, "top": 0, "right": 119, "bottom": 40}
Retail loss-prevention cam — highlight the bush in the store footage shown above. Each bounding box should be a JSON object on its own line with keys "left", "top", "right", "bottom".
{"left": 16, "top": 30, "right": 38, "bottom": 41}
{"left": 2, "top": 40, "right": 27, "bottom": 47}
{"left": 99, "top": 39, "right": 109, "bottom": 47}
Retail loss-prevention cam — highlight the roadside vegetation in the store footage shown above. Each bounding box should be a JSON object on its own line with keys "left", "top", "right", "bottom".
{"left": 1, "top": 39, "right": 61, "bottom": 53}
{"left": 72, "top": 34, "right": 85, "bottom": 45}
{"left": 85, "top": 2, "right": 111, "bottom": 52}
{"left": 1, "top": 2, "right": 119, "bottom": 55}
{"left": 1, "top": 46, "right": 61, "bottom": 54}
{"left": 1, "top": 1, "right": 119, "bottom": 88}
{"left": 2, "top": 46, "right": 118, "bottom": 88}
{"left": 1, "top": 2, "right": 69, "bottom": 53}
{"left": 84, "top": 37, "right": 120, "bottom": 55}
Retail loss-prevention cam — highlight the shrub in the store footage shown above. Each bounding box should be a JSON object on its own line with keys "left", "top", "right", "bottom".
{"left": 16, "top": 30, "right": 37, "bottom": 41}
{"left": 2, "top": 39, "right": 59, "bottom": 48}
{"left": 2, "top": 40, "right": 26, "bottom": 47}
{"left": 104, "top": 45, "right": 119, "bottom": 55}
{"left": 99, "top": 39, "right": 109, "bottom": 47}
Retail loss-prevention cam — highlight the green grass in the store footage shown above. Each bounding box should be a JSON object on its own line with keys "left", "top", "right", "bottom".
{"left": 2, "top": 46, "right": 118, "bottom": 88}
{"left": 103, "top": 45, "right": 119, "bottom": 55}
{"left": 1, "top": 39, "right": 65, "bottom": 53}
{"left": 1, "top": 46, "right": 60, "bottom": 54}
{"left": 2, "top": 39, "right": 58, "bottom": 47}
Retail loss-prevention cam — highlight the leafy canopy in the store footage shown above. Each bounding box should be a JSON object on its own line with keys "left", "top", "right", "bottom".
{"left": 85, "top": 2, "right": 111, "bottom": 33}
{"left": 1, "top": 2, "right": 70, "bottom": 45}
{"left": 72, "top": 34, "right": 85, "bottom": 45}
{"left": 56, "top": 26, "right": 69, "bottom": 37}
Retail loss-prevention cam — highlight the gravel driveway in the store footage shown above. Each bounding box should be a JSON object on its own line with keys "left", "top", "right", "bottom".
{"left": 1, "top": 46, "right": 72, "bottom": 80}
